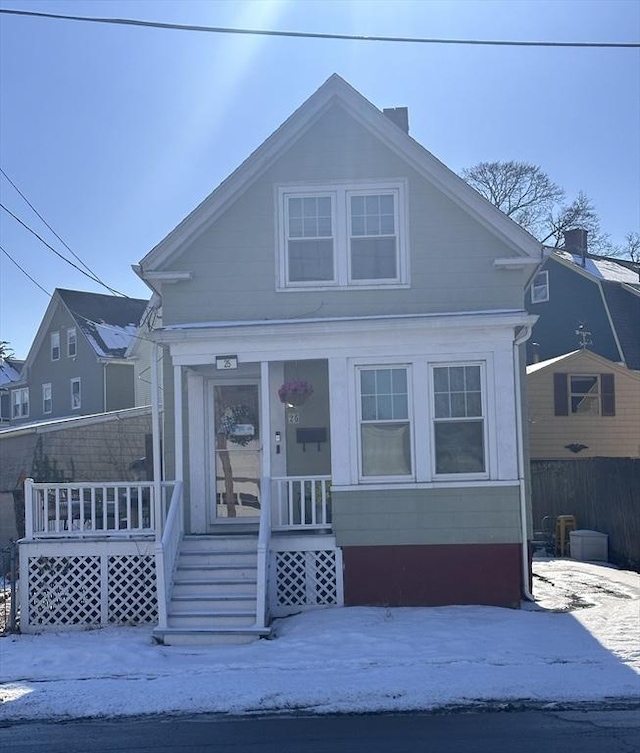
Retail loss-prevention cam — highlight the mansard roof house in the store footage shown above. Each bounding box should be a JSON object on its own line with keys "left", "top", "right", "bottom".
{"left": 19, "top": 76, "right": 541, "bottom": 644}
{"left": 526, "top": 230, "right": 640, "bottom": 370}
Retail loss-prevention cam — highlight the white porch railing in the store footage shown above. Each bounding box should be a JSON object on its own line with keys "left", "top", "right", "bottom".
{"left": 155, "top": 480, "right": 184, "bottom": 630}
{"left": 23, "top": 479, "right": 178, "bottom": 539}
{"left": 271, "top": 476, "right": 332, "bottom": 531}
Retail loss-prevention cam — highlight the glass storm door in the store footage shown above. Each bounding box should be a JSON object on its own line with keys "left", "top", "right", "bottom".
{"left": 213, "top": 383, "right": 261, "bottom": 520}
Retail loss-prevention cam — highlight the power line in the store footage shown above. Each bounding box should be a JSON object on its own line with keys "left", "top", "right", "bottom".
{"left": 1, "top": 8, "right": 638, "bottom": 48}
{"left": 0, "top": 167, "right": 103, "bottom": 285}
{"left": 0, "top": 244, "right": 51, "bottom": 296}
{"left": 0, "top": 202, "right": 126, "bottom": 297}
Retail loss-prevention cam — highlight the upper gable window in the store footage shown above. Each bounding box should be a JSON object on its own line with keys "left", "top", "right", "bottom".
{"left": 553, "top": 372, "right": 615, "bottom": 416}
{"left": 51, "top": 332, "right": 60, "bottom": 361}
{"left": 531, "top": 270, "right": 549, "bottom": 304}
{"left": 67, "top": 328, "right": 77, "bottom": 357}
{"left": 278, "top": 182, "right": 408, "bottom": 290}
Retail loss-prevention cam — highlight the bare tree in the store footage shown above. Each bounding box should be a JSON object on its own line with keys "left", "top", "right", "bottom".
{"left": 461, "top": 161, "right": 563, "bottom": 239}
{"left": 607, "top": 231, "right": 640, "bottom": 263}
{"left": 461, "top": 160, "right": 633, "bottom": 255}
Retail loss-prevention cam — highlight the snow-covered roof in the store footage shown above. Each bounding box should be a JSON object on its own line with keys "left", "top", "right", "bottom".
{"left": 555, "top": 250, "right": 639, "bottom": 284}
{"left": 57, "top": 289, "right": 149, "bottom": 358}
{"left": 0, "top": 358, "right": 23, "bottom": 386}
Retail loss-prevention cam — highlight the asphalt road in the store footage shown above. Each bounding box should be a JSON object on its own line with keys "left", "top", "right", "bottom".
{"left": 1, "top": 708, "right": 639, "bottom": 753}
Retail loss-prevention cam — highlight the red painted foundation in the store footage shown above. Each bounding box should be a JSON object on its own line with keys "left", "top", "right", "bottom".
{"left": 342, "top": 543, "right": 524, "bottom": 609}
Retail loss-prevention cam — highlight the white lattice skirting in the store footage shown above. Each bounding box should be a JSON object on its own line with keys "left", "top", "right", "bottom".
{"left": 20, "top": 539, "right": 157, "bottom": 632}
{"left": 269, "top": 536, "right": 344, "bottom": 617}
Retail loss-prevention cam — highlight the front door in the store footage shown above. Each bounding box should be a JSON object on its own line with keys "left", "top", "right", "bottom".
{"left": 213, "top": 383, "right": 261, "bottom": 521}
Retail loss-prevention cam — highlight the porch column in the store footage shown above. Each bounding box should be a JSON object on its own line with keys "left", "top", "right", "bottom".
{"left": 150, "top": 342, "right": 162, "bottom": 532}
{"left": 328, "top": 357, "right": 351, "bottom": 486}
{"left": 260, "top": 361, "right": 272, "bottom": 487}
{"left": 174, "top": 364, "right": 184, "bottom": 484}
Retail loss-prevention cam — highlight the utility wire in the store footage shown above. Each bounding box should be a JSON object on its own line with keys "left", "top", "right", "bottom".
{"left": 1, "top": 8, "right": 638, "bottom": 48}
{"left": 0, "top": 167, "right": 105, "bottom": 286}
{"left": 0, "top": 243, "right": 51, "bottom": 296}
{"left": 0, "top": 202, "right": 126, "bottom": 297}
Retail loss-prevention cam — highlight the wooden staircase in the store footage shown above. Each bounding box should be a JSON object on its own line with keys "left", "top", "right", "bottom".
{"left": 153, "top": 530, "right": 270, "bottom": 646}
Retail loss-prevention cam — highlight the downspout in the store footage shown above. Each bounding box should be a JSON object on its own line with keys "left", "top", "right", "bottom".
{"left": 514, "top": 324, "right": 535, "bottom": 602}
{"left": 150, "top": 342, "right": 162, "bottom": 532}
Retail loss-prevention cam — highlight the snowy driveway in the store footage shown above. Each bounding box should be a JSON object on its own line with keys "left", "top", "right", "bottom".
{"left": 0, "top": 559, "right": 638, "bottom": 721}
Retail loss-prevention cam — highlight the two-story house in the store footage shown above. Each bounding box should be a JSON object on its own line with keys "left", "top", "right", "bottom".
{"left": 7, "top": 289, "right": 149, "bottom": 425}
{"left": 19, "top": 76, "right": 542, "bottom": 643}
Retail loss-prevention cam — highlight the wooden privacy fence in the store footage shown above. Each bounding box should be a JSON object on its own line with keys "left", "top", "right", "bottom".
{"left": 530, "top": 458, "right": 640, "bottom": 571}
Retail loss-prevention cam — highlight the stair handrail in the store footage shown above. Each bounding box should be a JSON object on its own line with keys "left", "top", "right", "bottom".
{"left": 255, "top": 476, "right": 271, "bottom": 630}
{"left": 155, "top": 480, "right": 184, "bottom": 630}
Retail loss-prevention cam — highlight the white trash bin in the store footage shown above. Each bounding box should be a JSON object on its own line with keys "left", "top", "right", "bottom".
{"left": 569, "top": 529, "right": 608, "bottom": 562}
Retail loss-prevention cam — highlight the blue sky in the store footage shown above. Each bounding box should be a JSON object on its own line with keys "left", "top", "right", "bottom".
{"left": 1, "top": 0, "right": 638, "bottom": 359}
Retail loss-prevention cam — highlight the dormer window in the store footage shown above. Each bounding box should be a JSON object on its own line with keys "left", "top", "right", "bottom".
{"left": 278, "top": 181, "right": 408, "bottom": 290}
{"left": 51, "top": 332, "right": 60, "bottom": 361}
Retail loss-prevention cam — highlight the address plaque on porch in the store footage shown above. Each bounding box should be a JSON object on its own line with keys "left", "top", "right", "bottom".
{"left": 215, "top": 355, "right": 238, "bottom": 370}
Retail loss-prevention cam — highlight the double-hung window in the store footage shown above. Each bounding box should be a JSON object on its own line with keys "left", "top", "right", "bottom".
{"left": 432, "top": 364, "right": 486, "bottom": 475}
{"left": 358, "top": 366, "right": 412, "bottom": 478}
{"left": 67, "top": 328, "right": 77, "bottom": 357}
{"left": 349, "top": 192, "right": 397, "bottom": 281}
{"left": 51, "top": 332, "right": 60, "bottom": 361}
{"left": 530, "top": 271, "right": 549, "bottom": 303}
{"left": 11, "top": 388, "right": 29, "bottom": 418}
{"left": 42, "top": 383, "right": 52, "bottom": 414}
{"left": 285, "top": 194, "right": 334, "bottom": 283}
{"left": 279, "top": 182, "right": 407, "bottom": 289}
{"left": 71, "top": 378, "right": 81, "bottom": 410}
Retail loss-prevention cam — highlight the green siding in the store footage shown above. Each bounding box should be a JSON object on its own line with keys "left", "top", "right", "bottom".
{"left": 162, "top": 104, "right": 528, "bottom": 329}
{"left": 332, "top": 485, "right": 522, "bottom": 546}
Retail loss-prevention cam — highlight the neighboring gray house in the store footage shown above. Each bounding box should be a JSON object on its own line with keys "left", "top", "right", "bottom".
{"left": 0, "top": 356, "right": 24, "bottom": 424}
{"left": 19, "top": 76, "right": 541, "bottom": 643}
{"left": 7, "top": 289, "right": 149, "bottom": 425}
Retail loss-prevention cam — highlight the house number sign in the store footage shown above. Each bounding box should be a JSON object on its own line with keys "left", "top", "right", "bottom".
{"left": 216, "top": 355, "right": 238, "bottom": 370}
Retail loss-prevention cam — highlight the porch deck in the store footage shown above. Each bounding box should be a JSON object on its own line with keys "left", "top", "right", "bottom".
{"left": 19, "top": 476, "right": 343, "bottom": 641}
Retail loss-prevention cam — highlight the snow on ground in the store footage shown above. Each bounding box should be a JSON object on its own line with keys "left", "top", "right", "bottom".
{"left": 0, "top": 559, "right": 638, "bottom": 721}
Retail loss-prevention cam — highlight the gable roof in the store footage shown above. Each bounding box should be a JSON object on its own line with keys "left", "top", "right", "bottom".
{"left": 22, "top": 289, "right": 149, "bottom": 370}
{"left": 56, "top": 289, "right": 149, "bottom": 358}
{"left": 526, "top": 348, "right": 640, "bottom": 382}
{"left": 137, "top": 74, "right": 542, "bottom": 277}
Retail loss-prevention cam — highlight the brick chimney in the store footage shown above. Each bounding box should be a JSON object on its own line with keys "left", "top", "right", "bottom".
{"left": 563, "top": 228, "right": 588, "bottom": 266}
{"left": 383, "top": 107, "right": 409, "bottom": 134}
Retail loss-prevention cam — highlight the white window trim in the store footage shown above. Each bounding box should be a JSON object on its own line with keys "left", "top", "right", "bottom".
{"left": 51, "top": 331, "right": 60, "bottom": 361}
{"left": 531, "top": 270, "right": 549, "bottom": 304}
{"left": 67, "top": 327, "right": 77, "bottom": 357}
{"left": 348, "top": 356, "right": 493, "bottom": 485}
{"left": 355, "top": 364, "right": 415, "bottom": 483}
{"left": 71, "top": 377, "right": 81, "bottom": 410}
{"left": 42, "top": 383, "right": 52, "bottom": 414}
{"left": 11, "top": 388, "right": 29, "bottom": 418}
{"left": 429, "top": 362, "right": 489, "bottom": 481}
{"left": 276, "top": 180, "right": 409, "bottom": 291}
